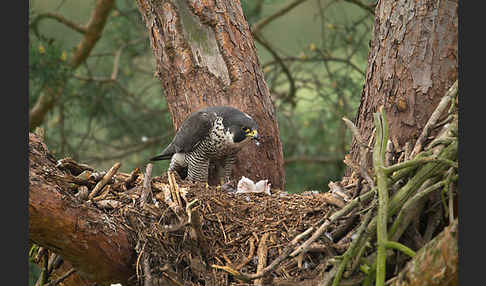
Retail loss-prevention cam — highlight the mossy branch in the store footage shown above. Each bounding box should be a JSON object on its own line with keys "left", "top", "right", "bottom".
{"left": 383, "top": 241, "right": 416, "bottom": 258}
{"left": 372, "top": 106, "right": 389, "bottom": 286}
{"left": 388, "top": 180, "right": 445, "bottom": 238}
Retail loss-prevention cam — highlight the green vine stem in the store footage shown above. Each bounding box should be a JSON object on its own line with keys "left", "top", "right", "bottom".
{"left": 383, "top": 241, "right": 416, "bottom": 258}
{"left": 373, "top": 106, "right": 389, "bottom": 286}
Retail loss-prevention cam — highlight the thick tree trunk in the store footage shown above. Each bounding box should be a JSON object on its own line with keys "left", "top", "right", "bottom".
{"left": 348, "top": 0, "right": 458, "bottom": 173}
{"left": 29, "top": 133, "right": 135, "bottom": 285}
{"left": 135, "top": 0, "right": 285, "bottom": 189}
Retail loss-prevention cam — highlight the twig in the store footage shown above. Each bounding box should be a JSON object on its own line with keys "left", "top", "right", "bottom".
{"left": 135, "top": 242, "right": 147, "bottom": 282}
{"left": 143, "top": 255, "right": 153, "bottom": 286}
{"left": 423, "top": 201, "right": 443, "bottom": 243}
{"left": 328, "top": 181, "right": 351, "bottom": 203}
{"left": 44, "top": 268, "right": 76, "bottom": 286}
{"left": 56, "top": 157, "right": 94, "bottom": 175}
{"left": 389, "top": 180, "right": 444, "bottom": 241}
{"left": 389, "top": 141, "right": 457, "bottom": 217}
{"left": 410, "top": 80, "right": 458, "bottom": 158}
{"left": 111, "top": 48, "right": 122, "bottom": 81}
{"left": 216, "top": 214, "right": 228, "bottom": 243}
{"left": 212, "top": 227, "right": 314, "bottom": 281}
{"left": 253, "top": 32, "right": 297, "bottom": 105}
{"left": 126, "top": 167, "right": 141, "bottom": 186}
{"left": 30, "top": 12, "right": 87, "bottom": 35}
{"left": 96, "top": 199, "right": 122, "bottom": 209}
{"left": 35, "top": 248, "right": 49, "bottom": 286}
{"left": 342, "top": 116, "right": 375, "bottom": 188}
{"left": 140, "top": 163, "right": 153, "bottom": 208}
{"left": 383, "top": 156, "right": 457, "bottom": 175}
{"left": 388, "top": 179, "right": 437, "bottom": 241}
{"left": 255, "top": 233, "right": 270, "bottom": 286}
{"left": 47, "top": 253, "right": 62, "bottom": 275}
{"left": 236, "top": 237, "right": 256, "bottom": 270}
{"left": 342, "top": 117, "right": 367, "bottom": 148}
{"left": 185, "top": 199, "right": 199, "bottom": 224}
{"left": 159, "top": 264, "right": 184, "bottom": 286}
{"left": 389, "top": 150, "right": 434, "bottom": 184}
{"left": 252, "top": 0, "right": 309, "bottom": 34}
{"left": 331, "top": 201, "right": 375, "bottom": 286}
{"left": 447, "top": 175, "right": 456, "bottom": 225}
{"left": 168, "top": 171, "right": 183, "bottom": 208}
{"left": 290, "top": 188, "right": 376, "bottom": 257}
{"left": 88, "top": 162, "right": 121, "bottom": 200}
{"left": 161, "top": 183, "right": 184, "bottom": 220}
{"left": 92, "top": 185, "right": 112, "bottom": 201}
{"left": 343, "top": 0, "right": 376, "bottom": 15}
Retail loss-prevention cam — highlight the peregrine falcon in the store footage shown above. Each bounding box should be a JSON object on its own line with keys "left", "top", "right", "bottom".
{"left": 150, "top": 106, "right": 260, "bottom": 183}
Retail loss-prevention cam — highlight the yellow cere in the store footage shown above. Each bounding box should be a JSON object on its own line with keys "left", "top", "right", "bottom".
{"left": 246, "top": 130, "right": 258, "bottom": 137}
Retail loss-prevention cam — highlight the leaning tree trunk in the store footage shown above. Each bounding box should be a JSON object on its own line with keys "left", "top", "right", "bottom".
{"left": 347, "top": 0, "right": 458, "bottom": 174}
{"left": 135, "top": 0, "right": 285, "bottom": 189}
{"left": 29, "top": 133, "right": 135, "bottom": 285}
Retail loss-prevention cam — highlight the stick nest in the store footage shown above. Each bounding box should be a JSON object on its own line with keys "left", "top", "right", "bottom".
{"left": 56, "top": 157, "right": 353, "bottom": 285}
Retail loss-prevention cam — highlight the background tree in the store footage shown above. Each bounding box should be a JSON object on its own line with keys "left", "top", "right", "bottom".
{"left": 346, "top": 0, "right": 458, "bottom": 175}
{"left": 133, "top": 0, "right": 286, "bottom": 188}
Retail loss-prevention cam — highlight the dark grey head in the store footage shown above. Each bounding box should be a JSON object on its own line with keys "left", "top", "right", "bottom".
{"left": 226, "top": 114, "right": 259, "bottom": 143}
{"left": 204, "top": 106, "right": 259, "bottom": 144}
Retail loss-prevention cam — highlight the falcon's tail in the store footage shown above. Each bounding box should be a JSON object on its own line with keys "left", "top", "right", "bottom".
{"left": 149, "top": 154, "right": 172, "bottom": 161}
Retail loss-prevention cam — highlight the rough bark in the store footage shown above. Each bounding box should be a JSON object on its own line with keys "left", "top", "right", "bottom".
{"left": 135, "top": 0, "right": 285, "bottom": 189}
{"left": 29, "top": 133, "right": 136, "bottom": 285}
{"left": 348, "top": 0, "right": 458, "bottom": 173}
{"left": 391, "top": 219, "right": 458, "bottom": 286}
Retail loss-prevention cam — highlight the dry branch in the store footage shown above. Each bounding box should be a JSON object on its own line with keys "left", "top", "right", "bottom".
{"left": 88, "top": 162, "right": 121, "bottom": 200}
{"left": 410, "top": 80, "right": 458, "bottom": 158}
{"left": 140, "top": 163, "right": 153, "bottom": 208}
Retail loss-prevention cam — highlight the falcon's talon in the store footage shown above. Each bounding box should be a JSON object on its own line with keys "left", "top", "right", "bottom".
{"left": 149, "top": 106, "right": 259, "bottom": 184}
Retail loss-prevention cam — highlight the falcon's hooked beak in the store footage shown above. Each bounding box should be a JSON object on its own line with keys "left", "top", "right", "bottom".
{"left": 246, "top": 129, "right": 261, "bottom": 146}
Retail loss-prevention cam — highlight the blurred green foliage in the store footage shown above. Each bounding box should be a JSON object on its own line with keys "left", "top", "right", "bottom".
{"left": 29, "top": 0, "right": 373, "bottom": 195}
